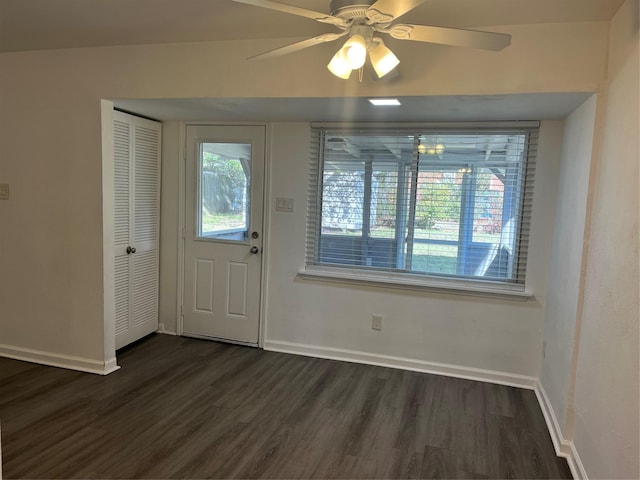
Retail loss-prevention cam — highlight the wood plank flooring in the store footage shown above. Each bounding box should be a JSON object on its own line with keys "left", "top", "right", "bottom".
{"left": 0, "top": 334, "right": 571, "bottom": 479}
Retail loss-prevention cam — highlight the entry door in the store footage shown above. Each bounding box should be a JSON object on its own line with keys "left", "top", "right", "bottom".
{"left": 183, "top": 125, "right": 265, "bottom": 345}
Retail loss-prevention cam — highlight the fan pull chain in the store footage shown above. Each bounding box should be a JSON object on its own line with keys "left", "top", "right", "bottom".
{"left": 358, "top": 67, "right": 364, "bottom": 83}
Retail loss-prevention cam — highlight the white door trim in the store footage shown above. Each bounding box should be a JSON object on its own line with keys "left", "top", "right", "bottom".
{"left": 176, "top": 122, "right": 270, "bottom": 348}
{"left": 258, "top": 123, "right": 273, "bottom": 349}
{"left": 101, "top": 100, "right": 118, "bottom": 368}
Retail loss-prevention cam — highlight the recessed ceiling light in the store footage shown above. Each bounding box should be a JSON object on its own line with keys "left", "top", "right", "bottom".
{"left": 368, "top": 98, "right": 401, "bottom": 106}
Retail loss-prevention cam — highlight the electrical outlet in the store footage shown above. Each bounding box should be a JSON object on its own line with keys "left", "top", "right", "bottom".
{"left": 0, "top": 183, "right": 9, "bottom": 200}
{"left": 372, "top": 314, "right": 382, "bottom": 331}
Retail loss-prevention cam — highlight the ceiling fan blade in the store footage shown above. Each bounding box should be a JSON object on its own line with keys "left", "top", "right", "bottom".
{"left": 231, "top": 0, "right": 347, "bottom": 27}
{"left": 367, "top": 0, "right": 427, "bottom": 23}
{"left": 248, "top": 32, "right": 348, "bottom": 60}
{"left": 386, "top": 24, "right": 511, "bottom": 51}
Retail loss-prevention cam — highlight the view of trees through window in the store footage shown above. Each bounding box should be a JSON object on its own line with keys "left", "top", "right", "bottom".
{"left": 316, "top": 130, "right": 531, "bottom": 282}
{"left": 200, "top": 148, "right": 248, "bottom": 237}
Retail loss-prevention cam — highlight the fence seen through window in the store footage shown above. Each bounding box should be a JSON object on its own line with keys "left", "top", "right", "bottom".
{"left": 198, "top": 142, "right": 250, "bottom": 241}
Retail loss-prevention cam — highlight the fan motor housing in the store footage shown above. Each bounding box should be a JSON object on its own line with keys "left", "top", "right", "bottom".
{"left": 330, "top": 0, "right": 375, "bottom": 19}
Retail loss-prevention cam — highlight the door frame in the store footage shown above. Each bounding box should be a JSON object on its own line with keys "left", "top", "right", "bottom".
{"left": 176, "top": 122, "right": 271, "bottom": 348}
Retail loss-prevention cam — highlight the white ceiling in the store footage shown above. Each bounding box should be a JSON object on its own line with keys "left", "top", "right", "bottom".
{"left": 114, "top": 93, "right": 593, "bottom": 122}
{"left": 3, "top": 0, "right": 616, "bottom": 122}
{"left": 0, "top": 0, "right": 624, "bottom": 53}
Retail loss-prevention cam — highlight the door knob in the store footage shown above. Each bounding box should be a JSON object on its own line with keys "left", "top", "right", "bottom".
{"left": 250, "top": 246, "right": 260, "bottom": 254}
{"left": 126, "top": 246, "right": 136, "bottom": 254}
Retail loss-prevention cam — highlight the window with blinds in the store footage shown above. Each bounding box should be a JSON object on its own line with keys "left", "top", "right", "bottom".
{"left": 306, "top": 124, "right": 538, "bottom": 289}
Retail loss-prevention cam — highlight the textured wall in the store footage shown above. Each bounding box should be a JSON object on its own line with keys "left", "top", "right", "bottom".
{"left": 540, "top": 95, "right": 596, "bottom": 437}
{"left": 572, "top": 0, "right": 640, "bottom": 477}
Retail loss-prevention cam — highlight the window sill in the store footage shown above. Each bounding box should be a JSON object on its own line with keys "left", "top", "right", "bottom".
{"left": 297, "top": 266, "right": 533, "bottom": 301}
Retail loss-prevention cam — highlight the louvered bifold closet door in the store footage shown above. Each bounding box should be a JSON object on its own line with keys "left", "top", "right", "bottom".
{"left": 113, "top": 111, "right": 161, "bottom": 349}
{"left": 113, "top": 117, "right": 132, "bottom": 343}
{"left": 130, "top": 123, "right": 160, "bottom": 344}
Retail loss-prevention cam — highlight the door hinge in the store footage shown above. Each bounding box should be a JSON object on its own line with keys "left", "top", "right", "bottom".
{"left": 182, "top": 227, "right": 186, "bottom": 240}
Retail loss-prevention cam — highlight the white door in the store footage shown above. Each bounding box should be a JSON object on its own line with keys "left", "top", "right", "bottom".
{"left": 183, "top": 125, "right": 265, "bottom": 345}
{"left": 113, "top": 111, "right": 161, "bottom": 349}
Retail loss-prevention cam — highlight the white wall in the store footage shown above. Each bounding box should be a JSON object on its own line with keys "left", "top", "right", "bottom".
{"left": 0, "top": 76, "right": 106, "bottom": 362}
{"left": 540, "top": 94, "right": 596, "bottom": 435}
{"left": 0, "top": 22, "right": 609, "bottom": 369}
{"left": 572, "top": 0, "right": 640, "bottom": 477}
{"left": 157, "top": 118, "right": 563, "bottom": 380}
{"left": 261, "top": 121, "right": 562, "bottom": 379}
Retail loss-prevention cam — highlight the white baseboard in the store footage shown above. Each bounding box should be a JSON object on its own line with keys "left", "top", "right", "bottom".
{"left": 156, "top": 328, "right": 177, "bottom": 336}
{"left": 264, "top": 339, "right": 537, "bottom": 389}
{"left": 0, "top": 344, "right": 120, "bottom": 375}
{"left": 568, "top": 442, "right": 587, "bottom": 480}
{"left": 535, "top": 381, "right": 587, "bottom": 479}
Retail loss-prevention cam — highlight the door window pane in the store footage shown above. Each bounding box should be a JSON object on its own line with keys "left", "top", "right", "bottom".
{"left": 198, "top": 142, "right": 250, "bottom": 241}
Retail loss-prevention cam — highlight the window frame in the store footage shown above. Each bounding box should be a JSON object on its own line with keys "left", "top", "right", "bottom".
{"left": 302, "top": 122, "right": 539, "bottom": 299}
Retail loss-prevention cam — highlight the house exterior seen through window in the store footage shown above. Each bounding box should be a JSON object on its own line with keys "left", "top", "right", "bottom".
{"left": 306, "top": 125, "right": 539, "bottom": 290}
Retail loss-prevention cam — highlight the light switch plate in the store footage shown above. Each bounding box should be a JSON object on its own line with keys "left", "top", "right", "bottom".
{"left": 0, "top": 183, "right": 9, "bottom": 200}
{"left": 275, "top": 197, "right": 294, "bottom": 213}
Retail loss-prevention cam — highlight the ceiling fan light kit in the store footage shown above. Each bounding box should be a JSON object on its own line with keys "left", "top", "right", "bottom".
{"left": 328, "top": 30, "right": 396, "bottom": 79}
{"left": 343, "top": 34, "right": 368, "bottom": 69}
{"left": 232, "top": 0, "right": 512, "bottom": 80}
{"left": 368, "top": 38, "right": 400, "bottom": 78}
{"left": 327, "top": 49, "right": 353, "bottom": 79}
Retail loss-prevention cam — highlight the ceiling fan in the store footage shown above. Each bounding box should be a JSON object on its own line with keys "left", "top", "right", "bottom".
{"left": 231, "top": 0, "right": 512, "bottom": 79}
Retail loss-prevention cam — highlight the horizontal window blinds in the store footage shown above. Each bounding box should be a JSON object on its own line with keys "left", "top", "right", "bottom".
{"left": 306, "top": 125, "right": 539, "bottom": 287}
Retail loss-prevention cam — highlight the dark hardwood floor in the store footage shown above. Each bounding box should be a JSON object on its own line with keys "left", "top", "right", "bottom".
{"left": 0, "top": 334, "right": 571, "bottom": 479}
